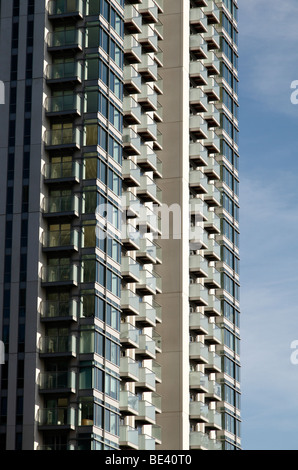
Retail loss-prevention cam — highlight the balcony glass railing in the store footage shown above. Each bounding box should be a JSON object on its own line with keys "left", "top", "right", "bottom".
{"left": 48, "top": 0, "right": 83, "bottom": 16}
{"left": 41, "top": 264, "right": 78, "bottom": 284}
{"left": 44, "top": 161, "right": 80, "bottom": 181}
{"left": 120, "top": 323, "right": 139, "bottom": 346}
{"left": 138, "top": 434, "right": 155, "bottom": 450}
{"left": 121, "top": 289, "right": 140, "bottom": 313}
{"left": 138, "top": 400, "right": 156, "bottom": 422}
{"left": 39, "top": 335, "right": 76, "bottom": 355}
{"left": 46, "top": 61, "right": 82, "bottom": 81}
{"left": 38, "top": 407, "right": 76, "bottom": 427}
{"left": 41, "top": 299, "right": 78, "bottom": 320}
{"left": 44, "top": 128, "right": 81, "bottom": 147}
{"left": 45, "top": 94, "right": 81, "bottom": 114}
{"left": 138, "top": 367, "right": 156, "bottom": 389}
{"left": 39, "top": 371, "right": 76, "bottom": 391}
{"left": 120, "top": 425, "right": 139, "bottom": 447}
{"left": 189, "top": 401, "right": 209, "bottom": 420}
{"left": 120, "top": 357, "right": 139, "bottom": 381}
{"left": 120, "top": 391, "right": 139, "bottom": 413}
{"left": 189, "top": 370, "right": 208, "bottom": 390}
{"left": 43, "top": 229, "right": 79, "bottom": 249}
{"left": 43, "top": 195, "right": 79, "bottom": 215}
{"left": 189, "top": 341, "right": 209, "bottom": 362}
{"left": 137, "top": 334, "right": 156, "bottom": 356}
{"left": 47, "top": 29, "right": 83, "bottom": 49}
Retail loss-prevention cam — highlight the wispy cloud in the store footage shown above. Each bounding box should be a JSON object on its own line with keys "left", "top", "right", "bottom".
{"left": 240, "top": 173, "right": 298, "bottom": 449}
{"left": 239, "top": 0, "right": 298, "bottom": 116}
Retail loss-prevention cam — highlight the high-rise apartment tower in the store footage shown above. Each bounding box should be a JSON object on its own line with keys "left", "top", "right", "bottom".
{"left": 0, "top": 0, "right": 240, "bottom": 451}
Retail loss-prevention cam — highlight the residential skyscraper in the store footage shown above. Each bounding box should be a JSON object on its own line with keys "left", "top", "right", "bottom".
{"left": 0, "top": 0, "right": 240, "bottom": 451}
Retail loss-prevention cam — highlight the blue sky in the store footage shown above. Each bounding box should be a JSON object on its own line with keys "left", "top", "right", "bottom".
{"left": 239, "top": 0, "right": 298, "bottom": 450}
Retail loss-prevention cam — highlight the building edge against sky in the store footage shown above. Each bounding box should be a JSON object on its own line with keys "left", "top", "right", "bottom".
{"left": 0, "top": 0, "right": 240, "bottom": 450}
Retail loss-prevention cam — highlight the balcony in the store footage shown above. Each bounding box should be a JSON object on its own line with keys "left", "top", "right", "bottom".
{"left": 136, "top": 367, "right": 156, "bottom": 391}
{"left": 137, "top": 83, "right": 158, "bottom": 111}
{"left": 190, "top": 198, "right": 208, "bottom": 221}
{"left": 123, "top": 190, "right": 140, "bottom": 219}
{"left": 135, "top": 334, "right": 156, "bottom": 359}
{"left": 189, "top": 115, "right": 208, "bottom": 139}
{"left": 189, "top": 341, "right": 209, "bottom": 363}
{"left": 153, "top": 331, "right": 162, "bottom": 353}
{"left": 206, "top": 409, "right": 222, "bottom": 430}
{"left": 124, "top": 65, "right": 142, "bottom": 94}
{"left": 121, "top": 289, "right": 140, "bottom": 316}
{"left": 152, "top": 360, "right": 162, "bottom": 383}
{"left": 44, "top": 161, "right": 80, "bottom": 184}
{"left": 137, "top": 144, "right": 160, "bottom": 175}
{"left": 48, "top": 0, "right": 83, "bottom": 19}
{"left": 124, "top": 4, "right": 142, "bottom": 34}
{"left": 119, "top": 425, "right": 139, "bottom": 450}
{"left": 203, "top": 77, "right": 220, "bottom": 102}
{"left": 204, "top": 293, "right": 221, "bottom": 316}
{"left": 44, "top": 127, "right": 81, "bottom": 150}
{"left": 138, "top": 54, "right": 158, "bottom": 82}
{"left": 123, "top": 128, "right": 141, "bottom": 156}
{"left": 204, "top": 25, "right": 221, "bottom": 50}
{"left": 138, "top": 434, "right": 155, "bottom": 451}
{"left": 205, "top": 266, "right": 221, "bottom": 289}
{"left": 121, "top": 256, "right": 141, "bottom": 283}
{"left": 190, "top": 8, "right": 208, "bottom": 32}
{"left": 122, "top": 158, "right": 141, "bottom": 187}
{"left": 47, "top": 29, "right": 83, "bottom": 52}
{"left": 202, "top": 2, "right": 220, "bottom": 24}
{"left": 136, "top": 238, "right": 157, "bottom": 264}
{"left": 137, "top": 114, "right": 158, "bottom": 142}
{"left": 42, "top": 195, "right": 79, "bottom": 218}
{"left": 45, "top": 94, "right": 81, "bottom": 118}
{"left": 120, "top": 323, "right": 139, "bottom": 349}
{"left": 189, "top": 312, "right": 209, "bottom": 335}
{"left": 206, "top": 322, "right": 222, "bottom": 345}
{"left": 46, "top": 61, "right": 82, "bottom": 84}
{"left": 137, "top": 175, "right": 161, "bottom": 205}
{"left": 189, "top": 283, "right": 209, "bottom": 306}
{"left": 152, "top": 392, "right": 162, "bottom": 413}
{"left": 189, "top": 371, "right": 209, "bottom": 392}
{"left": 38, "top": 407, "right": 76, "bottom": 430}
{"left": 203, "top": 51, "right": 220, "bottom": 76}
{"left": 120, "top": 391, "right": 139, "bottom": 416}
{"left": 39, "top": 335, "right": 77, "bottom": 357}
{"left": 189, "top": 401, "right": 209, "bottom": 422}
{"left": 139, "top": 0, "right": 159, "bottom": 23}
{"left": 189, "top": 143, "right": 208, "bottom": 166}
{"left": 136, "top": 400, "right": 156, "bottom": 424}
{"left": 41, "top": 299, "right": 78, "bottom": 322}
{"left": 189, "top": 254, "right": 208, "bottom": 277}
{"left": 206, "top": 380, "right": 222, "bottom": 401}
{"left": 204, "top": 210, "right": 221, "bottom": 234}
{"left": 137, "top": 206, "right": 161, "bottom": 236}
{"left": 42, "top": 229, "right": 79, "bottom": 253}
{"left": 120, "top": 357, "right": 139, "bottom": 382}
{"left": 122, "top": 223, "right": 141, "bottom": 251}
{"left": 190, "top": 61, "right": 208, "bottom": 86}
{"left": 41, "top": 264, "right": 78, "bottom": 288}
{"left": 204, "top": 237, "right": 221, "bottom": 262}
{"left": 123, "top": 96, "right": 142, "bottom": 125}
{"left": 124, "top": 35, "right": 142, "bottom": 64}
{"left": 189, "top": 88, "right": 208, "bottom": 113}
{"left": 189, "top": 225, "right": 209, "bottom": 252}
{"left": 189, "top": 169, "right": 208, "bottom": 194}
{"left": 136, "top": 269, "right": 157, "bottom": 295}
{"left": 189, "top": 432, "right": 222, "bottom": 451}
{"left": 203, "top": 184, "right": 221, "bottom": 207}
{"left": 190, "top": 35, "right": 208, "bottom": 59}
{"left": 204, "top": 103, "right": 221, "bottom": 128}
{"left": 203, "top": 156, "right": 220, "bottom": 180}
{"left": 137, "top": 301, "right": 157, "bottom": 327}
{"left": 39, "top": 371, "right": 76, "bottom": 394}
{"left": 138, "top": 24, "right": 158, "bottom": 53}
{"left": 152, "top": 424, "right": 162, "bottom": 444}
{"left": 206, "top": 351, "right": 222, "bottom": 373}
